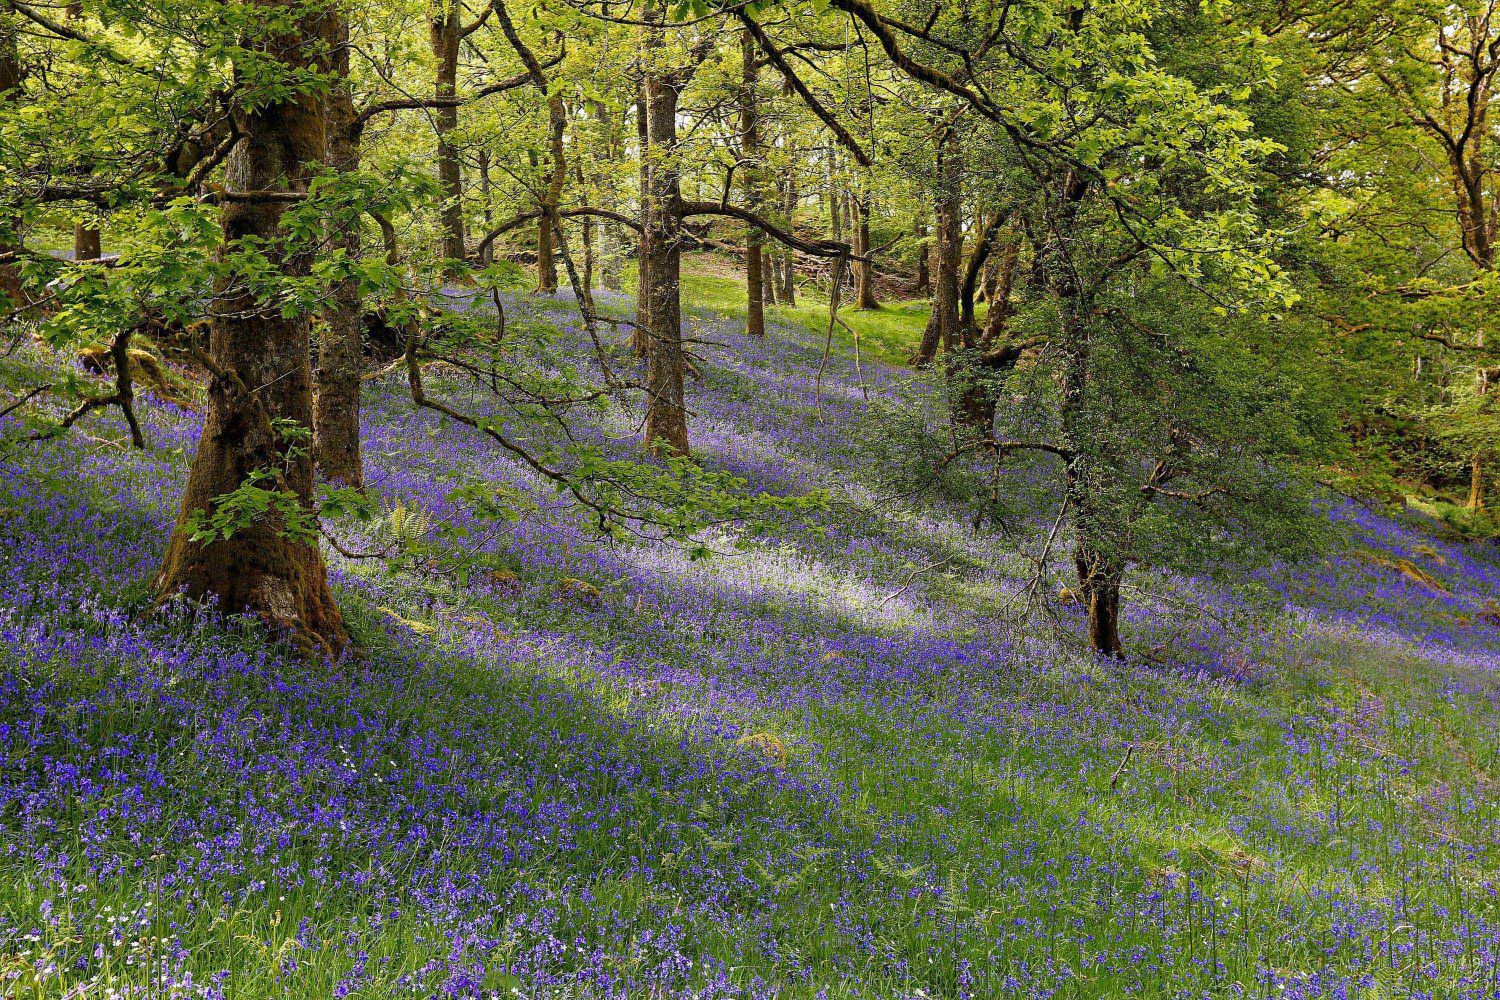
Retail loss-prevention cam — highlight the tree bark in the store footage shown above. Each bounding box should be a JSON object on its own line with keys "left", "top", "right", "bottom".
{"left": 594, "top": 102, "right": 624, "bottom": 292}
{"left": 853, "top": 178, "right": 878, "bottom": 309}
{"left": 314, "top": 20, "right": 363, "bottom": 488}
{"left": 958, "top": 230, "right": 1020, "bottom": 439}
{"left": 913, "top": 212, "right": 930, "bottom": 297}
{"left": 65, "top": 2, "right": 99, "bottom": 264}
{"left": 640, "top": 4, "right": 688, "bottom": 455}
{"left": 581, "top": 205, "right": 595, "bottom": 291}
{"left": 827, "top": 161, "right": 843, "bottom": 241}
{"left": 156, "top": 0, "right": 347, "bottom": 658}
{"left": 536, "top": 207, "right": 557, "bottom": 292}
{"left": 1075, "top": 543, "right": 1125, "bottom": 659}
{"left": 477, "top": 148, "right": 494, "bottom": 230}
{"left": 913, "top": 130, "right": 960, "bottom": 367}
{"left": 0, "top": 12, "right": 25, "bottom": 308}
{"left": 430, "top": 0, "right": 465, "bottom": 271}
{"left": 73, "top": 223, "right": 101, "bottom": 261}
{"left": 633, "top": 83, "right": 651, "bottom": 356}
{"left": 740, "top": 27, "right": 765, "bottom": 337}
{"left": 1043, "top": 165, "right": 1125, "bottom": 659}
{"left": 779, "top": 171, "right": 797, "bottom": 305}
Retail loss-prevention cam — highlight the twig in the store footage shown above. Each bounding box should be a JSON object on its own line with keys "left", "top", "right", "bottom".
{"left": 1109, "top": 743, "right": 1135, "bottom": 790}
{"left": 879, "top": 554, "right": 955, "bottom": 609}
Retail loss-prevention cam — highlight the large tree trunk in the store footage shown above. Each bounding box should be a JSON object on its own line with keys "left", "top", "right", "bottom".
{"left": 913, "top": 131, "right": 961, "bottom": 367}
{"left": 640, "top": 6, "right": 688, "bottom": 455}
{"left": 431, "top": 1, "right": 465, "bottom": 271}
{"left": 156, "top": 0, "right": 346, "bottom": 658}
{"left": 740, "top": 28, "right": 765, "bottom": 337}
{"left": 314, "top": 23, "right": 363, "bottom": 488}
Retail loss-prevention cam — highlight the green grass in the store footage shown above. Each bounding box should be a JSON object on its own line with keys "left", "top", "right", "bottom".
{"left": 3, "top": 281, "right": 1499, "bottom": 998}
{"left": 622, "top": 254, "right": 933, "bottom": 367}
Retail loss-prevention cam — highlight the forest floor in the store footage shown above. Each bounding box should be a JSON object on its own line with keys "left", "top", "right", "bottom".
{"left": 0, "top": 275, "right": 1498, "bottom": 999}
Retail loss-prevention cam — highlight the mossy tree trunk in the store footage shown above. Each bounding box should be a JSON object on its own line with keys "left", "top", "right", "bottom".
{"left": 430, "top": 1, "right": 465, "bottom": 271}
{"left": 1075, "top": 543, "right": 1125, "bottom": 658}
{"left": 640, "top": 9, "right": 689, "bottom": 456}
{"left": 156, "top": 1, "right": 347, "bottom": 659}
{"left": 913, "top": 128, "right": 960, "bottom": 367}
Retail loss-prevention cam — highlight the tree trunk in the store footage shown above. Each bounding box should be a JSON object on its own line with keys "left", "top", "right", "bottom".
{"left": 1468, "top": 335, "right": 1490, "bottom": 511}
{"left": 640, "top": 6, "right": 688, "bottom": 455}
{"left": 633, "top": 83, "right": 651, "bottom": 357}
{"left": 853, "top": 180, "right": 879, "bottom": 310}
{"left": 431, "top": 2, "right": 465, "bottom": 271}
{"left": 536, "top": 210, "right": 557, "bottom": 292}
{"left": 828, "top": 162, "right": 842, "bottom": 241}
{"left": 913, "top": 131, "right": 961, "bottom": 367}
{"left": 156, "top": 0, "right": 347, "bottom": 659}
{"left": 74, "top": 223, "right": 101, "bottom": 261}
{"left": 779, "top": 175, "right": 797, "bottom": 305}
{"left": 913, "top": 213, "right": 930, "bottom": 297}
{"left": 477, "top": 148, "right": 494, "bottom": 230}
{"left": 740, "top": 28, "right": 765, "bottom": 337}
{"left": 1043, "top": 164, "right": 1121, "bottom": 659}
{"left": 582, "top": 214, "right": 595, "bottom": 291}
{"left": 600, "top": 220, "right": 623, "bottom": 292}
{"left": 0, "top": 12, "right": 25, "bottom": 308}
{"left": 959, "top": 234, "right": 1021, "bottom": 436}
{"left": 1075, "top": 544, "right": 1125, "bottom": 658}
{"left": 593, "top": 102, "right": 624, "bottom": 293}
{"left": 314, "top": 28, "right": 364, "bottom": 488}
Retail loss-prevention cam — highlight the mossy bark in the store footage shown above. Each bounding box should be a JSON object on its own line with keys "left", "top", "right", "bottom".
{"left": 431, "top": 3, "right": 465, "bottom": 271}
{"left": 914, "top": 130, "right": 961, "bottom": 367}
{"left": 640, "top": 5, "right": 689, "bottom": 456}
{"left": 156, "top": 1, "right": 347, "bottom": 659}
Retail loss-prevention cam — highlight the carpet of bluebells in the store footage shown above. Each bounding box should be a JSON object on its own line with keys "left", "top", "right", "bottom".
{"left": 1, "top": 290, "right": 1498, "bottom": 999}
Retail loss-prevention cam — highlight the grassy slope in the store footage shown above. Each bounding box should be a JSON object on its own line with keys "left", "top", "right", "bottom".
{"left": 0, "top": 274, "right": 1497, "bottom": 999}
{"left": 627, "top": 254, "right": 933, "bottom": 367}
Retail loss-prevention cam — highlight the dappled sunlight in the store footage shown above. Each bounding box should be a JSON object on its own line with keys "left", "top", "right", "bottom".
{"left": 1, "top": 290, "right": 1498, "bottom": 997}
